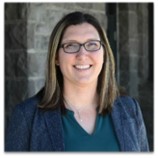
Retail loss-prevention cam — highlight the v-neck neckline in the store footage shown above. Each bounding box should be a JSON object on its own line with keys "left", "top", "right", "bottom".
{"left": 65, "top": 108, "right": 100, "bottom": 136}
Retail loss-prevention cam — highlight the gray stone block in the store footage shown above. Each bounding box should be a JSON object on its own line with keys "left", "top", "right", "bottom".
{"left": 34, "top": 35, "right": 49, "bottom": 50}
{"left": 127, "top": 39, "right": 139, "bottom": 56}
{"left": 46, "top": 10, "right": 65, "bottom": 30}
{"left": 128, "top": 12, "right": 139, "bottom": 39}
{"left": 118, "top": 3, "right": 129, "bottom": 11}
{"left": 119, "top": 70, "right": 130, "bottom": 88}
{"left": 119, "top": 55, "right": 129, "bottom": 71}
{"left": 27, "top": 52, "right": 47, "bottom": 77}
{"left": 27, "top": 3, "right": 48, "bottom": 21}
{"left": 27, "top": 22, "right": 36, "bottom": 49}
{"left": 127, "top": 3, "right": 138, "bottom": 11}
{"left": 5, "top": 3, "right": 27, "bottom": 20}
{"left": 5, "top": 22, "right": 27, "bottom": 50}
{"left": 5, "top": 51, "right": 27, "bottom": 78}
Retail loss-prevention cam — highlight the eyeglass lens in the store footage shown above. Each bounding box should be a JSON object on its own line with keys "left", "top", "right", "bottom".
{"left": 61, "top": 40, "right": 102, "bottom": 53}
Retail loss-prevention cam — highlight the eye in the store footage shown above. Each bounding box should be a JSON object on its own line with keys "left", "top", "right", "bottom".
{"left": 86, "top": 41, "right": 100, "bottom": 50}
{"left": 62, "top": 42, "right": 80, "bottom": 53}
{"left": 63, "top": 43, "right": 78, "bottom": 49}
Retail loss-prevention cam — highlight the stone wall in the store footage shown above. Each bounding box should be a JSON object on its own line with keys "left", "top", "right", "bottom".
{"left": 117, "top": 3, "right": 153, "bottom": 150}
{"left": 117, "top": 3, "right": 150, "bottom": 97}
{"left": 5, "top": 3, "right": 28, "bottom": 125}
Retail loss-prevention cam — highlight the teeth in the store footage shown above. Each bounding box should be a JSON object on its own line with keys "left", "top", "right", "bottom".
{"left": 75, "top": 65, "right": 91, "bottom": 70}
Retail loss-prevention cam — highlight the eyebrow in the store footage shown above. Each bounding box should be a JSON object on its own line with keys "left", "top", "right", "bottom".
{"left": 61, "top": 38, "right": 100, "bottom": 44}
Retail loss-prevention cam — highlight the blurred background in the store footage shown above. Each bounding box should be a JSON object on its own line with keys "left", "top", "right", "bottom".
{"left": 5, "top": 3, "right": 154, "bottom": 151}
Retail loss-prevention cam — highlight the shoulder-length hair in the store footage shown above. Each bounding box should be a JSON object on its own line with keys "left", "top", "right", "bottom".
{"left": 39, "top": 11, "right": 119, "bottom": 114}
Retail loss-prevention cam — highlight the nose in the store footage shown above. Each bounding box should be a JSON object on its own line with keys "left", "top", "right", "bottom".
{"left": 76, "top": 46, "right": 88, "bottom": 60}
{"left": 77, "top": 45, "right": 88, "bottom": 55}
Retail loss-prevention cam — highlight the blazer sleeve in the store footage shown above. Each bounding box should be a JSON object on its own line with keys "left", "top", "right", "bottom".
{"left": 133, "top": 98, "right": 150, "bottom": 151}
{"left": 5, "top": 104, "right": 31, "bottom": 151}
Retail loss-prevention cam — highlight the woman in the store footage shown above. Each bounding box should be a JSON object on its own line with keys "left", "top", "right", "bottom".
{"left": 5, "top": 11, "right": 149, "bottom": 151}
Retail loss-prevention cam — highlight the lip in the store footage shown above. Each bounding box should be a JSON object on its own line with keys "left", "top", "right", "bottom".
{"left": 73, "top": 65, "right": 92, "bottom": 70}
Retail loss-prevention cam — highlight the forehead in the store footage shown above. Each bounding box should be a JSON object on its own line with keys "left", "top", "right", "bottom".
{"left": 62, "top": 23, "right": 100, "bottom": 41}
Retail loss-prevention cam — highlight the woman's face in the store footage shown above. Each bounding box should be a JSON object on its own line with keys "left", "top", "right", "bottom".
{"left": 57, "top": 22, "right": 104, "bottom": 86}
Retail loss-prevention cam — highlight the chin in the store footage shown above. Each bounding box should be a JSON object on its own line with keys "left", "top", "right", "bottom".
{"left": 74, "top": 78, "right": 97, "bottom": 86}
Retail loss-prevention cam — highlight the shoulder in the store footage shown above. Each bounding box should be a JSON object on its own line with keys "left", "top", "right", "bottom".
{"left": 113, "top": 95, "right": 142, "bottom": 120}
{"left": 14, "top": 90, "right": 42, "bottom": 115}
{"left": 7, "top": 90, "right": 43, "bottom": 129}
{"left": 115, "top": 96, "right": 138, "bottom": 108}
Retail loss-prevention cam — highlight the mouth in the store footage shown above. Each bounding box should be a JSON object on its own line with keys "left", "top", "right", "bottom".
{"left": 73, "top": 65, "right": 92, "bottom": 70}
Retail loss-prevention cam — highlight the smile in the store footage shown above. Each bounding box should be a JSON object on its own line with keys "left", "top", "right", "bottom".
{"left": 74, "top": 65, "right": 92, "bottom": 70}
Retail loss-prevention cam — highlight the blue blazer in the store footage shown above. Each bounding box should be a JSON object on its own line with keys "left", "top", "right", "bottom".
{"left": 5, "top": 92, "right": 149, "bottom": 151}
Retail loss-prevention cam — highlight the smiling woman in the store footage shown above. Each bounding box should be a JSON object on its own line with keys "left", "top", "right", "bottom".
{"left": 5, "top": 11, "right": 149, "bottom": 152}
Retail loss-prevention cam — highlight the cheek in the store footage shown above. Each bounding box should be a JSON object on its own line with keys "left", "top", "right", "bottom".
{"left": 58, "top": 53, "right": 65, "bottom": 70}
{"left": 94, "top": 52, "right": 104, "bottom": 65}
{"left": 57, "top": 51, "right": 67, "bottom": 65}
{"left": 58, "top": 53, "right": 71, "bottom": 65}
{"left": 57, "top": 52, "right": 74, "bottom": 72}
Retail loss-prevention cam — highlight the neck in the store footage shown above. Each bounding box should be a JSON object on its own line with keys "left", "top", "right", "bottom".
{"left": 63, "top": 81, "right": 98, "bottom": 110}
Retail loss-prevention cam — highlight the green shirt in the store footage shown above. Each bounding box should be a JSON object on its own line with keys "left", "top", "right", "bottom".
{"left": 62, "top": 109, "right": 120, "bottom": 151}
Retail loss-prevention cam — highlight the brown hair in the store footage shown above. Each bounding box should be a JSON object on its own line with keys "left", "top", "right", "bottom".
{"left": 39, "top": 12, "right": 119, "bottom": 114}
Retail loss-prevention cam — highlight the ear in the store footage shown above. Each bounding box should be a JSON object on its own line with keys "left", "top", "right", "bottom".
{"left": 55, "top": 60, "right": 60, "bottom": 66}
{"left": 55, "top": 54, "right": 60, "bottom": 66}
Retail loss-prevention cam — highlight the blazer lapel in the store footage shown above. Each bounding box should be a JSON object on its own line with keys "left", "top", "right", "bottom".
{"left": 111, "top": 97, "right": 141, "bottom": 151}
{"left": 111, "top": 99, "right": 126, "bottom": 151}
{"left": 44, "top": 108, "right": 65, "bottom": 151}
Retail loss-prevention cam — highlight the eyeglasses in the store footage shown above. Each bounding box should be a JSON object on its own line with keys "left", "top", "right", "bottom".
{"left": 60, "top": 40, "right": 104, "bottom": 54}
